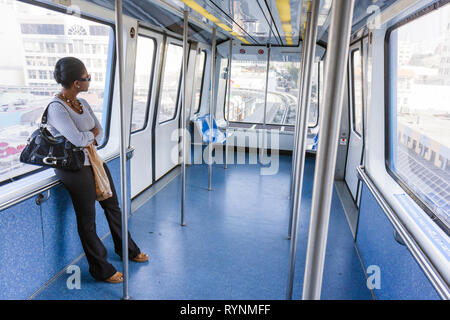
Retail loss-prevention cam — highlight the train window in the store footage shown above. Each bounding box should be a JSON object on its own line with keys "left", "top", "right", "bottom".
{"left": 267, "top": 55, "right": 301, "bottom": 126}
{"left": 312, "top": 61, "right": 322, "bottom": 128}
{"left": 158, "top": 43, "right": 183, "bottom": 123}
{"left": 318, "top": 60, "right": 324, "bottom": 124}
{"left": 193, "top": 50, "right": 206, "bottom": 114}
{"left": 0, "top": 1, "right": 114, "bottom": 184}
{"left": 227, "top": 53, "right": 268, "bottom": 124}
{"left": 387, "top": 2, "right": 450, "bottom": 232}
{"left": 131, "top": 35, "right": 155, "bottom": 133}
{"left": 351, "top": 49, "right": 363, "bottom": 136}
{"left": 225, "top": 52, "right": 320, "bottom": 127}
{"left": 267, "top": 58, "right": 320, "bottom": 127}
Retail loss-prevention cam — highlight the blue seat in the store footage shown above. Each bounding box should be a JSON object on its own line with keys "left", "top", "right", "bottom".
{"left": 192, "top": 114, "right": 231, "bottom": 144}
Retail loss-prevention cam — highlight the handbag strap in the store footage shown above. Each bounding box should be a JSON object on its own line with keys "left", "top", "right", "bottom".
{"left": 41, "top": 100, "right": 66, "bottom": 126}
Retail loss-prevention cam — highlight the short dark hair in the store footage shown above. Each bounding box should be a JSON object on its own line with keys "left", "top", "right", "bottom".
{"left": 53, "top": 57, "right": 86, "bottom": 89}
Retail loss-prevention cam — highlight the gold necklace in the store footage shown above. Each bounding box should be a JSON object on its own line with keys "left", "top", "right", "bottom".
{"left": 59, "top": 93, "right": 83, "bottom": 114}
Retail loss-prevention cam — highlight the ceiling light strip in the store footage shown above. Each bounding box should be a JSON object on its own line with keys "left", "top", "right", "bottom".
{"left": 257, "top": 0, "right": 282, "bottom": 45}
{"left": 180, "top": 0, "right": 251, "bottom": 44}
{"left": 275, "top": 0, "right": 294, "bottom": 45}
{"left": 208, "top": 0, "right": 260, "bottom": 45}
{"left": 263, "top": 0, "right": 284, "bottom": 45}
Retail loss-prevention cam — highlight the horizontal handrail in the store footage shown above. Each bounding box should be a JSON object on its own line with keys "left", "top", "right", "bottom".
{"left": 0, "top": 147, "right": 134, "bottom": 212}
{"left": 357, "top": 165, "right": 449, "bottom": 300}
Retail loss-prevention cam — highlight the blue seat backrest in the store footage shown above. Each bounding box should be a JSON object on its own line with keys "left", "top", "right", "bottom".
{"left": 200, "top": 114, "right": 217, "bottom": 135}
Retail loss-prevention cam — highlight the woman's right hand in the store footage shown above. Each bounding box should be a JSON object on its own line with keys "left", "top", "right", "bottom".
{"left": 90, "top": 127, "right": 99, "bottom": 136}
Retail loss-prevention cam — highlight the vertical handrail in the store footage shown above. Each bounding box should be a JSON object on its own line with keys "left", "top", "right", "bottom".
{"left": 286, "top": 0, "right": 321, "bottom": 300}
{"left": 261, "top": 43, "right": 271, "bottom": 158}
{"left": 114, "top": 0, "right": 130, "bottom": 300}
{"left": 262, "top": 44, "right": 271, "bottom": 126}
{"left": 302, "top": 0, "right": 355, "bottom": 300}
{"left": 287, "top": 8, "right": 309, "bottom": 239}
{"left": 181, "top": 10, "right": 188, "bottom": 226}
{"left": 225, "top": 39, "right": 232, "bottom": 169}
{"left": 208, "top": 27, "right": 216, "bottom": 191}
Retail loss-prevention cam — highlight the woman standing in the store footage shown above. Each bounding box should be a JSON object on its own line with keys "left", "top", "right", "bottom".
{"left": 47, "top": 57, "right": 148, "bottom": 284}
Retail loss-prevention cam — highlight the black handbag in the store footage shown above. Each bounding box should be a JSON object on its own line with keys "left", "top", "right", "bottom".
{"left": 19, "top": 101, "right": 85, "bottom": 171}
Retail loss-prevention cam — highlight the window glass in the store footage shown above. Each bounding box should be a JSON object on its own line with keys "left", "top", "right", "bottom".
{"left": 388, "top": 3, "right": 450, "bottom": 231}
{"left": 266, "top": 55, "right": 301, "bottom": 126}
{"left": 193, "top": 50, "right": 206, "bottom": 114}
{"left": 226, "top": 51, "right": 320, "bottom": 126}
{"left": 158, "top": 43, "right": 183, "bottom": 123}
{"left": 228, "top": 51, "right": 268, "bottom": 123}
{"left": 0, "top": 1, "right": 114, "bottom": 183}
{"left": 315, "top": 60, "right": 323, "bottom": 126}
{"left": 351, "top": 49, "right": 363, "bottom": 136}
{"left": 131, "top": 36, "right": 155, "bottom": 132}
{"left": 270, "top": 59, "right": 319, "bottom": 127}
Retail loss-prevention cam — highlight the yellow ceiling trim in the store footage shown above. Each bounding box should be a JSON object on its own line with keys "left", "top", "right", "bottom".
{"left": 217, "top": 23, "right": 232, "bottom": 32}
{"left": 180, "top": 0, "right": 250, "bottom": 44}
{"left": 236, "top": 36, "right": 250, "bottom": 44}
{"left": 275, "top": 0, "right": 293, "bottom": 45}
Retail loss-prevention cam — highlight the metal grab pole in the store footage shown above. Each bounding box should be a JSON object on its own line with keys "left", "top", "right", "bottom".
{"left": 286, "top": 0, "right": 321, "bottom": 300}
{"left": 225, "top": 39, "right": 232, "bottom": 169}
{"left": 302, "top": 0, "right": 355, "bottom": 300}
{"left": 262, "top": 44, "right": 271, "bottom": 126}
{"left": 260, "top": 44, "right": 271, "bottom": 159}
{"left": 181, "top": 10, "right": 188, "bottom": 226}
{"left": 114, "top": 0, "right": 130, "bottom": 300}
{"left": 287, "top": 19, "right": 309, "bottom": 239}
{"left": 208, "top": 27, "right": 216, "bottom": 191}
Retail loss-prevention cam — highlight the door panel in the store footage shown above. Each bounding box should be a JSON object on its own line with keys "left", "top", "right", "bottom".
{"left": 345, "top": 41, "right": 365, "bottom": 203}
{"left": 358, "top": 37, "right": 370, "bottom": 205}
{"left": 154, "top": 39, "right": 184, "bottom": 181}
{"left": 130, "top": 29, "right": 162, "bottom": 198}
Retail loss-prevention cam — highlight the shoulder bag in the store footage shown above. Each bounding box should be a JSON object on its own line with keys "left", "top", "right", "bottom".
{"left": 19, "top": 101, "right": 85, "bottom": 171}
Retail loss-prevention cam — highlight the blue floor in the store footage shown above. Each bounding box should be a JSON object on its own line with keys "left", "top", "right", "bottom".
{"left": 34, "top": 154, "right": 372, "bottom": 300}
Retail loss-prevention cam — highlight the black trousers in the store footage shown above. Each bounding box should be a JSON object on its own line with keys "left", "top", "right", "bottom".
{"left": 55, "top": 163, "right": 141, "bottom": 281}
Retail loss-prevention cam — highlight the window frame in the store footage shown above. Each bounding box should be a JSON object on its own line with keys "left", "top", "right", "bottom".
{"left": 222, "top": 55, "right": 269, "bottom": 126}
{"left": 194, "top": 49, "right": 207, "bottom": 114}
{"left": 130, "top": 34, "right": 157, "bottom": 134}
{"left": 223, "top": 57, "right": 322, "bottom": 128}
{"left": 384, "top": 0, "right": 450, "bottom": 235}
{"left": 311, "top": 60, "right": 322, "bottom": 129}
{"left": 0, "top": 0, "right": 116, "bottom": 185}
{"left": 157, "top": 42, "right": 183, "bottom": 124}
{"left": 350, "top": 48, "right": 364, "bottom": 138}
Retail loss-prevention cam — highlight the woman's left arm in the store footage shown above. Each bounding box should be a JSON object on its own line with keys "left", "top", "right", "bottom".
{"left": 83, "top": 99, "right": 104, "bottom": 145}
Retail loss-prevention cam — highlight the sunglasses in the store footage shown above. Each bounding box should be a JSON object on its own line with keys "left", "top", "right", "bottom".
{"left": 79, "top": 75, "right": 91, "bottom": 82}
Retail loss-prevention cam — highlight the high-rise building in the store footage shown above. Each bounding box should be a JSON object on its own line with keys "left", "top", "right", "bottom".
{"left": 0, "top": 0, "right": 111, "bottom": 98}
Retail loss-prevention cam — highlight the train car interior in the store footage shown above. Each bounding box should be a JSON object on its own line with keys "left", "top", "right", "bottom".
{"left": 0, "top": 0, "right": 448, "bottom": 300}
